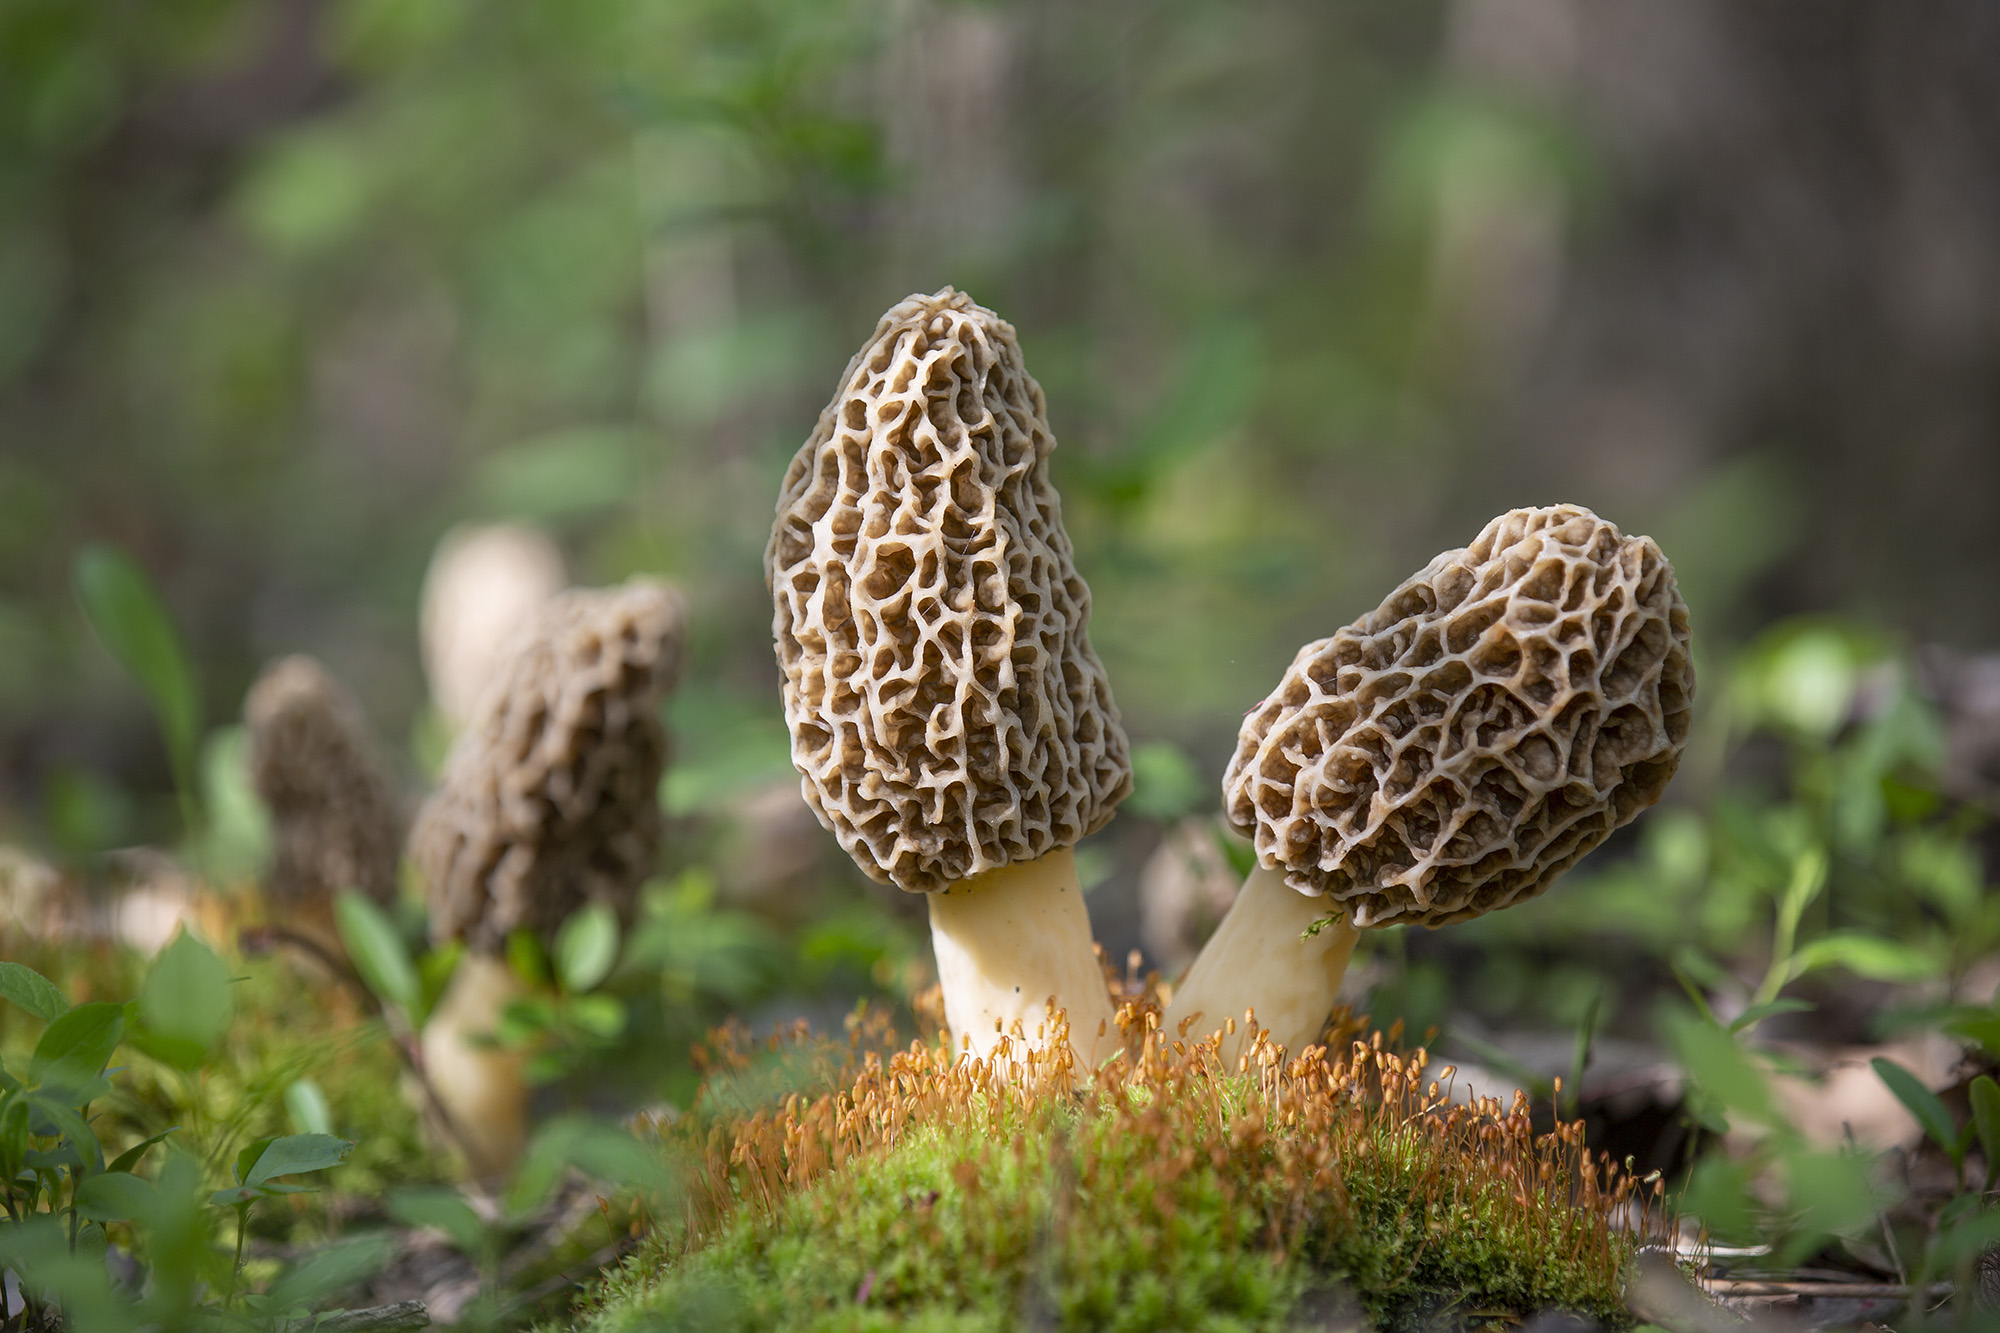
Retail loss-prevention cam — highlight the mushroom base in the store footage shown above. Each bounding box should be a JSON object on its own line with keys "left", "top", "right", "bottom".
{"left": 419, "top": 951, "right": 530, "bottom": 1182}
{"left": 927, "top": 845, "right": 1119, "bottom": 1067}
{"left": 1162, "top": 863, "right": 1359, "bottom": 1064}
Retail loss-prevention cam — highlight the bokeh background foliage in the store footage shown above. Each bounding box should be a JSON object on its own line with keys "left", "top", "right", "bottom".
{"left": 11, "top": 0, "right": 2000, "bottom": 857}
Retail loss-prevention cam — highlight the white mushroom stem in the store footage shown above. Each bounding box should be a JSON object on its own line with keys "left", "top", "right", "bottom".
{"left": 1162, "top": 863, "right": 1360, "bottom": 1065}
{"left": 419, "top": 952, "right": 530, "bottom": 1182}
{"left": 927, "top": 845, "right": 1119, "bottom": 1068}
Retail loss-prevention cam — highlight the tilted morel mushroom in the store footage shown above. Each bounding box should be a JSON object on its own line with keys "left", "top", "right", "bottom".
{"left": 244, "top": 655, "right": 404, "bottom": 933}
{"left": 1165, "top": 505, "right": 1694, "bottom": 1059}
{"left": 767, "top": 288, "right": 1130, "bottom": 1064}
{"left": 420, "top": 522, "right": 568, "bottom": 731}
{"left": 410, "top": 578, "right": 685, "bottom": 1178}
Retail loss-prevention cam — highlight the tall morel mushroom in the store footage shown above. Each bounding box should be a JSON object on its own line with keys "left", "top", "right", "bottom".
{"left": 244, "top": 655, "right": 404, "bottom": 929}
{"left": 410, "top": 578, "right": 685, "bottom": 1178}
{"left": 1165, "top": 505, "right": 1695, "bottom": 1059}
{"left": 767, "top": 288, "right": 1130, "bottom": 1064}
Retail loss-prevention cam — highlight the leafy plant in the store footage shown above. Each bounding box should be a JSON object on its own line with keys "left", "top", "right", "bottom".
{"left": 0, "top": 950, "right": 371, "bottom": 1329}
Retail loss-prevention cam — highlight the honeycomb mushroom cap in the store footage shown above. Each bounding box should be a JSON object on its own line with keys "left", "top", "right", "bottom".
{"left": 245, "top": 655, "right": 404, "bottom": 907}
{"left": 1224, "top": 504, "right": 1694, "bottom": 928}
{"left": 766, "top": 288, "right": 1131, "bottom": 893}
{"left": 411, "top": 579, "right": 686, "bottom": 953}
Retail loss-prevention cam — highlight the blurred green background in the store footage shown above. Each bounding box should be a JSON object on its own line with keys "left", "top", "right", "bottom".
{"left": 5, "top": 0, "right": 2000, "bottom": 981}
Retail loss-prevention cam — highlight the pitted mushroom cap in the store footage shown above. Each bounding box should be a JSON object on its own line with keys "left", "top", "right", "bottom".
{"left": 245, "top": 655, "right": 403, "bottom": 907}
{"left": 411, "top": 579, "right": 686, "bottom": 953}
{"left": 766, "top": 288, "right": 1131, "bottom": 893}
{"left": 1224, "top": 505, "right": 1694, "bottom": 928}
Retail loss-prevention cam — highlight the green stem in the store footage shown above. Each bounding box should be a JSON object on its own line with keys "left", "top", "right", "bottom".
{"left": 1752, "top": 847, "right": 1829, "bottom": 1009}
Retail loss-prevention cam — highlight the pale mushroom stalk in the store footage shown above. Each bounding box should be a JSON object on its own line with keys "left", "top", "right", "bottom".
{"left": 1164, "top": 865, "right": 1357, "bottom": 1061}
{"left": 418, "top": 953, "right": 531, "bottom": 1179}
{"left": 926, "top": 847, "right": 1117, "bottom": 1062}
{"left": 1168, "top": 505, "right": 1695, "bottom": 1065}
{"left": 410, "top": 579, "right": 685, "bottom": 1181}
{"left": 767, "top": 289, "right": 1132, "bottom": 1067}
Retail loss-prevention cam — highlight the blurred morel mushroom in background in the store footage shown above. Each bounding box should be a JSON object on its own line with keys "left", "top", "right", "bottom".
{"left": 245, "top": 655, "right": 405, "bottom": 929}
{"left": 419, "top": 522, "right": 568, "bottom": 732}
{"left": 1167, "top": 504, "right": 1695, "bottom": 1059}
{"left": 409, "top": 577, "right": 686, "bottom": 1179}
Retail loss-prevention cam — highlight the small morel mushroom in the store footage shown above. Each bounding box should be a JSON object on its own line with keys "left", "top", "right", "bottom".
{"left": 410, "top": 578, "right": 685, "bottom": 1178}
{"left": 767, "top": 288, "right": 1131, "bottom": 1064}
{"left": 1165, "top": 505, "right": 1694, "bottom": 1059}
{"left": 244, "top": 655, "right": 404, "bottom": 932}
{"left": 419, "top": 522, "right": 568, "bottom": 731}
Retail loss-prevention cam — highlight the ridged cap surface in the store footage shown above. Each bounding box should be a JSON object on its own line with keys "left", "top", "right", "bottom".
{"left": 766, "top": 289, "right": 1130, "bottom": 892}
{"left": 412, "top": 579, "right": 685, "bottom": 951}
{"left": 1224, "top": 505, "right": 1694, "bottom": 927}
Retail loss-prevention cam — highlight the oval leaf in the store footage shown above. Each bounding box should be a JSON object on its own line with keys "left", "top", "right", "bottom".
{"left": 0, "top": 962, "right": 69, "bottom": 1023}
{"left": 138, "top": 930, "right": 232, "bottom": 1065}
{"left": 554, "top": 904, "right": 619, "bottom": 994}
{"left": 73, "top": 545, "right": 200, "bottom": 783}
{"left": 76, "top": 1171, "right": 158, "bottom": 1224}
{"left": 1872, "top": 1057, "right": 1961, "bottom": 1163}
{"left": 244, "top": 1132, "right": 354, "bottom": 1186}
{"left": 29, "top": 1001, "right": 125, "bottom": 1091}
{"left": 334, "top": 890, "right": 419, "bottom": 1015}
{"left": 1788, "top": 933, "right": 1936, "bottom": 985}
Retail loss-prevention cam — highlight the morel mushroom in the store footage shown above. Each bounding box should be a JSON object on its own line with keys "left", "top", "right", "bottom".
{"left": 1164, "top": 505, "right": 1694, "bottom": 1060}
{"left": 410, "top": 578, "right": 685, "bottom": 1178}
{"left": 767, "top": 288, "right": 1130, "bottom": 1064}
{"left": 244, "top": 655, "right": 404, "bottom": 932}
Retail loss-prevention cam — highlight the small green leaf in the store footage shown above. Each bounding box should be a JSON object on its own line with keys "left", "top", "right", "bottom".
{"left": 235, "top": 1135, "right": 279, "bottom": 1184}
{"left": 76, "top": 1171, "right": 158, "bottom": 1223}
{"left": 244, "top": 1132, "right": 354, "bottom": 1185}
{"left": 565, "top": 992, "right": 626, "bottom": 1040}
{"left": 386, "top": 1187, "right": 488, "bottom": 1259}
{"left": 334, "top": 890, "right": 419, "bottom": 1015}
{"left": 1971, "top": 1075, "right": 2000, "bottom": 1189}
{"left": 1728, "top": 998, "right": 1816, "bottom": 1033}
{"left": 554, "top": 904, "right": 620, "bottom": 994}
{"left": 1947, "top": 1014, "right": 2000, "bottom": 1057}
{"left": 108, "top": 1126, "right": 180, "bottom": 1175}
{"left": 29, "top": 1001, "right": 124, "bottom": 1091}
{"left": 137, "top": 930, "right": 232, "bottom": 1067}
{"left": 0, "top": 962, "right": 69, "bottom": 1023}
{"left": 285, "top": 1079, "right": 333, "bottom": 1136}
{"left": 1660, "top": 1008, "right": 1777, "bottom": 1127}
{"left": 1788, "top": 933, "right": 1937, "bottom": 984}
{"left": 1872, "top": 1058, "right": 1961, "bottom": 1165}
{"left": 73, "top": 545, "right": 200, "bottom": 812}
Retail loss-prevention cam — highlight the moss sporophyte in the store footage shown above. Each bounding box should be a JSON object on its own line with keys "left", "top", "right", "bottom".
{"left": 575, "top": 1004, "right": 1662, "bottom": 1332}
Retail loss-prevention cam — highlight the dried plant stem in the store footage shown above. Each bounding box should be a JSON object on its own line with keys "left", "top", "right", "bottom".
{"left": 927, "top": 846, "right": 1118, "bottom": 1067}
{"left": 1162, "top": 864, "right": 1359, "bottom": 1062}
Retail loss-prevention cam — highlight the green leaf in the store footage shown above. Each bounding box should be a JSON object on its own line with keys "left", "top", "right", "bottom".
{"left": 108, "top": 1127, "right": 180, "bottom": 1175}
{"left": 1728, "top": 998, "right": 1816, "bottom": 1034}
{"left": 1659, "top": 1008, "right": 1777, "bottom": 1127}
{"left": 554, "top": 903, "right": 620, "bottom": 994}
{"left": 243, "top": 1132, "right": 354, "bottom": 1185}
{"left": 0, "top": 962, "right": 69, "bottom": 1023}
{"left": 264, "top": 1234, "right": 396, "bottom": 1311}
{"left": 235, "top": 1135, "right": 279, "bottom": 1185}
{"left": 1872, "top": 1058, "right": 1962, "bottom": 1165}
{"left": 26, "top": 1094, "right": 102, "bottom": 1172}
{"left": 1946, "top": 1014, "right": 2000, "bottom": 1058}
{"left": 1779, "top": 1144, "right": 1894, "bottom": 1264}
{"left": 565, "top": 992, "right": 626, "bottom": 1040}
{"left": 386, "top": 1187, "right": 488, "bottom": 1259}
{"left": 1971, "top": 1075, "right": 2000, "bottom": 1189}
{"left": 285, "top": 1078, "right": 333, "bottom": 1136}
{"left": 29, "top": 1001, "right": 124, "bottom": 1091}
{"left": 137, "top": 929, "right": 232, "bottom": 1067}
{"left": 0, "top": 1097, "right": 29, "bottom": 1178}
{"left": 334, "top": 890, "right": 419, "bottom": 1016}
{"left": 73, "top": 545, "right": 200, "bottom": 811}
{"left": 75, "top": 1171, "right": 158, "bottom": 1224}
{"left": 1788, "top": 933, "right": 1937, "bottom": 985}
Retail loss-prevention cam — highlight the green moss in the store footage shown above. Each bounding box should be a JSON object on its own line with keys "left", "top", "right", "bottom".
{"left": 574, "top": 1079, "right": 1634, "bottom": 1333}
